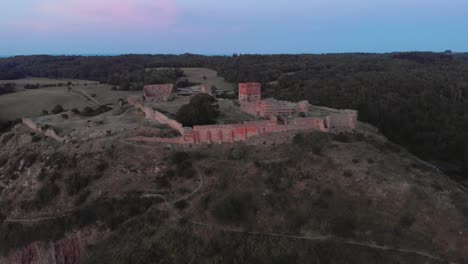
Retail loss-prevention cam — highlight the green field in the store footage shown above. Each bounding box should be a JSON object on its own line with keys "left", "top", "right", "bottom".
{"left": 0, "top": 78, "right": 141, "bottom": 121}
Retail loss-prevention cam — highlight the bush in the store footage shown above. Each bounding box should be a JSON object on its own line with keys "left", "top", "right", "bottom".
{"left": 328, "top": 217, "right": 356, "bottom": 238}
{"left": 155, "top": 176, "right": 171, "bottom": 189}
{"left": 96, "top": 160, "right": 109, "bottom": 172}
{"left": 333, "top": 133, "right": 353, "bottom": 143}
{"left": 211, "top": 193, "right": 255, "bottom": 224}
{"left": 36, "top": 181, "right": 60, "bottom": 206}
{"left": 51, "top": 104, "right": 64, "bottom": 114}
{"left": 174, "top": 200, "right": 188, "bottom": 210}
{"left": 74, "top": 190, "right": 91, "bottom": 206}
{"left": 61, "top": 113, "right": 69, "bottom": 119}
{"left": 65, "top": 173, "right": 90, "bottom": 196}
{"left": 399, "top": 214, "right": 416, "bottom": 228}
{"left": 41, "top": 109, "right": 49, "bottom": 115}
{"left": 228, "top": 145, "right": 248, "bottom": 160}
{"left": 170, "top": 151, "right": 190, "bottom": 164}
{"left": 343, "top": 170, "right": 353, "bottom": 178}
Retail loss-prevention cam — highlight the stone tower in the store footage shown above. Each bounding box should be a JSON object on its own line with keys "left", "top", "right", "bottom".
{"left": 238, "top": 83, "right": 261, "bottom": 105}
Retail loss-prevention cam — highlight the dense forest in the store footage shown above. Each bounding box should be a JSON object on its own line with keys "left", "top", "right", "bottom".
{"left": 0, "top": 53, "right": 466, "bottom": 180}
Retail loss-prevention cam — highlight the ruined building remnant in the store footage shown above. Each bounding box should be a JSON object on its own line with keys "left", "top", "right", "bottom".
{"left": 143, "top": 84, "right": 175, "bottom": 102}
{"left": 238, "top": 83, "right": 308, "bottom": 119}
{"left": 127, "top": 81, "right": 359, "bottom": 145}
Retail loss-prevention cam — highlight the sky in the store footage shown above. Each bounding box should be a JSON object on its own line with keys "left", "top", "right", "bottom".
{"left": 1, "top": 0, "right": 468, "bottom": 55}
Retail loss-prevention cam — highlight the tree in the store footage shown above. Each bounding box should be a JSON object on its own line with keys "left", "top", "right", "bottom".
{"left": 175, "top": 94, "right": 219, "bottom": 127}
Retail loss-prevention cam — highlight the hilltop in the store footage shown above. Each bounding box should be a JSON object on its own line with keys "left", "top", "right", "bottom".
{"left": 0, "top": 99, "right": 466, "bottom": 263}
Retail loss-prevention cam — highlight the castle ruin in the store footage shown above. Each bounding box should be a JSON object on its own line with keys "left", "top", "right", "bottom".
{"left": 127, "top": 82, "right": 358, "bottom": 145}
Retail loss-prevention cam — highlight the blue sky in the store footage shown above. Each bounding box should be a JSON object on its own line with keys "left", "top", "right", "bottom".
{"left": 1, "top": 0, "right": 467, "bottom": 55}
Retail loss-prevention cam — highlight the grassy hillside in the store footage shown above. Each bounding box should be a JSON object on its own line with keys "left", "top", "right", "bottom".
{"left": 1, "top": 122, "right": 466, "bottom": 263}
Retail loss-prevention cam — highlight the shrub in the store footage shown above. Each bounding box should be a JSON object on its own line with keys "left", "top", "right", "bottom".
{"left": 74, "top": 190, "right": 91, "bottom": 206}
{"left": 155, "top": 176, "right": 171, "bottom": 189}
{"left": 211, "top": 193, "right": 255, "bottom": 224}
{"left": 61, "top": 113, "right": 69, "bottom": 119}
{"left": 399, "top": 214, "right": 416, "bottom": 228}
{"left": 343, "top": 170, "right": 353, "bottom": 178}
{"left": 228, "top": 145, "right": 248, "bottom": 160}
{"left": 333, "top": 133, "right": 352, "bottom": 143}
{"left": 65, "top": 173, "right": 89, "bottom": 196}
{"left": 174, "top": 200, "right": 188, "bottom": 210}
{"left": 328, "top": 217, "right": 356, "bottom": 238}
{"left": 31, "top": 135, "right": 42, "bottom": 142}
{"left": 96, "top": 160, "right": 109, "bottom": 172}
{"left": 51, "top": 104, "right": 64, "bottom": 114}
{"left": 82, "top": 107, "right": 94, "bottom": 116}
{"left": 170, "top": 151, "right": 189, "bottom": 164}
{"left": 36, "top": 181, "right": 60, "bottom": 206}
{"left": 71, "top": 108, "right": 80, "bottom": 114}
{"left": 41, "top": 109, "right": 49, "bottom": 115}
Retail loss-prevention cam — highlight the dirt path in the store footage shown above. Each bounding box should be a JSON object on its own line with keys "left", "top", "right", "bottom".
{"left": 69, "top": 88, "right": 100, "bottom": 107}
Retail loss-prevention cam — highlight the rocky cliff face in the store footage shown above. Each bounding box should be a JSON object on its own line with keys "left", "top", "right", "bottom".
{"left": 2, "top": 226, "right": 108, "bottom": 264}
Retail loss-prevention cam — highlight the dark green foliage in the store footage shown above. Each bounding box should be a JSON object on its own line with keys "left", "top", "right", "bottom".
{"left": 228, "top": 145, "right": 248, "bottom": 160}
{"left": 0, "top": 119, "right": 21, "bottom": 135}
{"left": 294, "top": 132, "right": 330, "bottom": 155}
{"left": 175, "top": 79, "right": 200, "bottom": 88}
{"left": 155, "top": 176, "right": 171, "bottom": 189}
{"left": 51, "top": 104, "right": 64, "bottom": 114}
{"left": 211, "top": 192, "right": 255, "bottom": 224}
{"left": 65, "top": 173, "right": 89, "bottom": 196}
{"left": 174, "top": 200, "right": 188, "bottom": 210}
{"left": 175, "top": 93, "right": 219, "bottom": 126}
{"left": 328, "top": 217, "right": 356, "bottom": 238}
{"left": 80, "top": 106, "right": 112, "bottom": 117}
{"left": 24, "top": 83, "right": 39, "bottom": 89}
{"left": 0, "top": 83, "right": 15, "bottom": 95}
{"left": 343, "top": 170, "right": 353, "bottom": 177}
{"left": 22, "top": 152, "right": 37, "bottom": 168}
{"left": 95, "top": 160, "right": 109, "bottom": 172}
{"left": 169, "top": 151, "right": 189, "bottom": 164}
{"left": 399, "top": 214, "right": 416, "bottom": 229}
{"left": 36, "top": 181, "right": 60, "bottom": 206}
{"left": 74, "top": 190, "right": 91, "bottom": 206}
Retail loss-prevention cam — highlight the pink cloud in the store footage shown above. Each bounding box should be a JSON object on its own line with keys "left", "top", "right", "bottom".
{"left": 14, "top": 0, "right": 178, "bottom": 32}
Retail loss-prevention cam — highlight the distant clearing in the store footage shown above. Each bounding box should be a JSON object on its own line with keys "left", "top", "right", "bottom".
{"left": 150, "top": 68, "right": 235, "bottom": 93}
{"left": 0, "top": 78, "right": 140, "bottom": 121}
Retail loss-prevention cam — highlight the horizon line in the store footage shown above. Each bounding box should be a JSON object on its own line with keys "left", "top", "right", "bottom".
{"left": 0, "top": 50, "right": 464, "bottom": 58}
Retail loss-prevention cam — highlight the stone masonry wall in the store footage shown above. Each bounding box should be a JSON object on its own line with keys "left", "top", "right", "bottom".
{"left": 128, "top": 95, "right": 357, "bottom": 146}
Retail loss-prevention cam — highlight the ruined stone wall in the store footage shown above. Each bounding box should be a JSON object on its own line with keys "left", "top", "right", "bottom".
{"left": 129, "top": 99, "right": 185, "bottom": 135}
{"left": 326, "top": 110, "right": 358, "bottom": 133}
{"left": 143, "top": 84, "right": 174, "bottom": 102}
{"left": 22, "top": 118, "right": 65, "bottom": 143}
{"left": 128, "top": 95, "right": 358, "bottom": 146}
{"left": 290, "top": 117, "right": 329, "bottom": 132}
